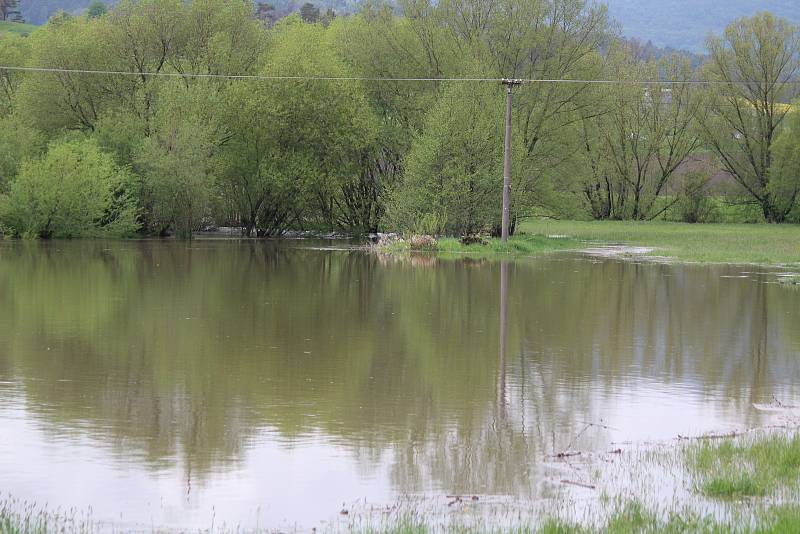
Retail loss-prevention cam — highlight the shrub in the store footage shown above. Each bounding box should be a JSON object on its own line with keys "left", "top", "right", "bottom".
{"left": 0, "top": 138, "right": 138, "bottom": 238}
{"left": 674, "top": 171, "right": 715, "bottom": 223}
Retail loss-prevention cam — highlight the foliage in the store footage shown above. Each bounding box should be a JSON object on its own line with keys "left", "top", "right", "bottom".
{"left": 0, "top": 138, "right": 138, "bottom": 238}
{"left": 0, "top": 32, "right": 29, "bottom": 115}
{"left": 768, "top": 106, "right": 800, "bottom": 218}
{"left": 385, "top": 82, "right": 513, "bottom": 236}
{"left": 299, "top": 2, "right": 319, "bottom": 23}
{"left": 248, "top": 18, "right": 377, "bottom": 232}
{"left": 15, "top": 13, "right": 108, "bottom": 131}
{"left": 86, "top": 0, "right": 105, "bottom": 17}
{"left": 0, "top": 115, "right": 46, "bottom": 191}
{"left": 134, "top": 82, "right": 220, "bottom": 238}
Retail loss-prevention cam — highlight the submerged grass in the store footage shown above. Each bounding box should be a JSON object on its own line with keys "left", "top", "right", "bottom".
{"left": 349, "top": 503, "right": 800, "bottom": 534}
{"left": 520, "top": 220, "right": 800, "bottom": 266}
{"left": 5, "top": 433, "right": 800, "bottom": 533}
{"left": 688, "top": 433, "right": 800, "bottom": 499}
{"left": 0, "top": 495, "right": 94, "bottom": 534}
{"left": 378, "top": 234, "right": 580, "bottom": 259}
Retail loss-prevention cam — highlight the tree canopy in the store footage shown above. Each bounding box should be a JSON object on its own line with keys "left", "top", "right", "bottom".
{"left": 0, "top": 1, "right": 799, "bottom": 239}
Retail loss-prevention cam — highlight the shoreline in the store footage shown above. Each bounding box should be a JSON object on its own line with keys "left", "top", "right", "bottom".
{"left": 5, "top": 220, "right": 800, "bottom": 270}
{"left": 3, "top": 421, "right": 798, "bottom": 533}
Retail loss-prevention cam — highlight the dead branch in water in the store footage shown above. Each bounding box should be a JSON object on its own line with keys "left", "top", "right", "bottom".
{"left": 550, "top": 451, "right": 582, "bottom": 459}
{"left": 677, "top": 431, "right": 740, "bottom": 441}
{"left": 560, "top": 479, "right": 596, "bottom": 490}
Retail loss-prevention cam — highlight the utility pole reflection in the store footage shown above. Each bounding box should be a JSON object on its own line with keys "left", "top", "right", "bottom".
{"left": 498, "top": 260, "right": 509, "bottom": 418}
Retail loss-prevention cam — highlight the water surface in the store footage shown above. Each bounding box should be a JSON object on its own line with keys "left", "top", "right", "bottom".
{"left": 0, "top": 241, "right": 798, "bottom": 530}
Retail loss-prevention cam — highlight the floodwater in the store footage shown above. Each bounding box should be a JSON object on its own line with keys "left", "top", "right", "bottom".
{"left": 0, "top": 240, "right": 799, "bottom": 530}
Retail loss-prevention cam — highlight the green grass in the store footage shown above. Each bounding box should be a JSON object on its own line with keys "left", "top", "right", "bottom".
{"left": 689, "top": 433, "right": 800, "bottom": 499}
{"left": 349, "top": 503, "right": 800, "bottom": 533}
{"left": 0, "top": 495, "right": 93, "bottom": 534}
{"left": 378, "top": 234, "right": 581, "bottom": 259}
{"left": 0, "top": 20, "right": 38, "bottom": 36}
{"left": 3, "top": 496, "right": 800, "bottom": 533}
{"left": 520, "top": 219, "right": 800, "bottom": 266}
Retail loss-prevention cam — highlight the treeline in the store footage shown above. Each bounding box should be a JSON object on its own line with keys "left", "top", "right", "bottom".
{"left": 0, "top": 0, "right": 798, "bottom": 239}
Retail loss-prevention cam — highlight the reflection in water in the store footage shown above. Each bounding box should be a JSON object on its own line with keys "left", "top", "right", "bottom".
{"left": 499, "top": 260, "right": 509, "bottom": 417}
{"left": 0, "top": 241, "right": 799, "bottom": 529}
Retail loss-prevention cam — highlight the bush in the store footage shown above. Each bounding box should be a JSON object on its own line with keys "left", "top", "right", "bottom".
{"left": 673, "top": 171, "right": 715, "bottom": 223}
{"left": 0, "top": 139, "right": 139, "bottom": 238}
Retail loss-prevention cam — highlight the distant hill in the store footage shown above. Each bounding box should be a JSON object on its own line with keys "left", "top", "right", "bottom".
{"left": 16, "top": 0, "right": 800, "bottom": 54}
{"left": 603, "top": 0, "right": 800, "bottom": 53}
{"left": 19, "top": 0, "right": 114, "bottom": 24}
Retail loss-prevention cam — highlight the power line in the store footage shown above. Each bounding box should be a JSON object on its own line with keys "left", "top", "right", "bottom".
{"left": 1, "top": 65, "right": 800, "bottom": 85}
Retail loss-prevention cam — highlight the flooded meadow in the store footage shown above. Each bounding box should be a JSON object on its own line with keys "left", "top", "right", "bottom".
{"left": 0, "top": 240, "right": 799, "bottom": 531}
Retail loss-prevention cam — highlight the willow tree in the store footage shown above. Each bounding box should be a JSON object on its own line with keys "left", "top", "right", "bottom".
{"left": 330, "top": 6, "right": 460, "bottom": 232}
{"left": 433, "top": 0, "right": 611, "bottom": 219}
{"left": 15, "top": 13, "right": 110, "bottom": 132}
{"left": 701, "top": 13, "right": 800, "bottom": 223}
{"left": 581, "top": 46, "right": 703, "bottom": 220}
{"left": 768, "top": 105, "right": 800, "bottom": 219}
{"left": 0, "top": 33, "right": 28, "bottom": 117}
{"left": 385, "top": 81, "right": 521, "bottom": 235}
{"left": 217, "top": 17, "right": 377, "bottom": 236}
{"left": 135, "top": 81, "right": 221, "bottom": 238}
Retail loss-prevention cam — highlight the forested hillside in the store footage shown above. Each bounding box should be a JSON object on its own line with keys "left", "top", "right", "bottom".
{"left": 604, "top": 0, "right": 800, "bottom": 52}
{"left": 17, "top": 0, "right": 800, "bottom": 53}
{"left": 19, "top": 0, "right": 108, "bottom": 24}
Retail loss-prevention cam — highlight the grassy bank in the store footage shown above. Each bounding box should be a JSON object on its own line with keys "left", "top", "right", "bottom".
{"left": 0, "top": 21, "right": 38, "bottom": 36}
{"left": 521, "top": 220, "right": 800, "bottom": 266}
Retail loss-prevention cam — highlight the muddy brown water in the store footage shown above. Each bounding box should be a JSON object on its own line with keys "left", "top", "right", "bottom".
{"left": 0, "top": 240, "right": 798, "bottom": 530}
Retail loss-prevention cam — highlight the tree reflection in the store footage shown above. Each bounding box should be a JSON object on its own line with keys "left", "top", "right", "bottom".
{"left": 0, "top": 242, "right": 798, "bottom": 497}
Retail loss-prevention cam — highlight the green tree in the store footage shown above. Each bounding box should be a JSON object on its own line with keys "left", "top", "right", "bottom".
{"left": 701, "top": 12, "right": 800, "bottom": 223}
{"left": 135, "top": 82, "right": 220, "bottom": 239}
{"left": 87, "top": 0, "right": 107, "bottom": 18}
{"left": 299, "top": 2, "right": 319, "bottom": 23}
{"left": 254, "top": 2, "right": 277, "bottom": 27}
{"left": 0, "top": 33, "right": 29, "bottom": 117}
{"left": 259, "top": 19, "right": 375, "bottom": 232}
{"left": 97, "top": 0, "right": 186, "bottom": 130}
{"left": 577, "top": 46, "right": 703, "bottom": 220}
{"left": 0, "top": 115, "right": 46, "bottom": 192}
{"left": 178, "top": 0, "right": 266, "bottom": 77}
{"left": 0, "top": 138, "right": 139, "bottom": 238}
{"left": 385, "top": 82, "right": 521, "bottom": 236}
{"left": 768, "top": 106, "right": 800, "bottom": 219}
{"left": 329, "top": 11, "right": 455, "bottom": 232}
{"left": 217, "top": 81, "right": 308, "bottom": 237}
{"left": 15, "top": 13, "right": 108, "bottom": 132}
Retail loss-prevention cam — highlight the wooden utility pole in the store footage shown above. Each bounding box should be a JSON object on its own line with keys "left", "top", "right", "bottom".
{"left": 501, "top": 79, "right": 521, "bottom": 242}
